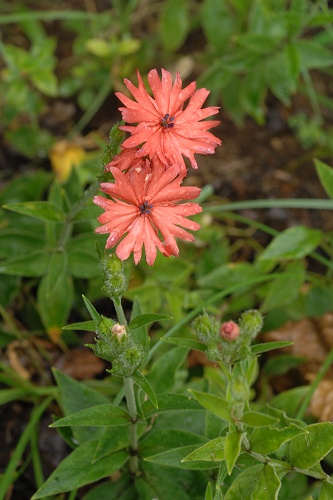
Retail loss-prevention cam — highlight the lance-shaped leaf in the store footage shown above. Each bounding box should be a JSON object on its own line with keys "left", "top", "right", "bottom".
{"left": 225, "top": 431, "right": 243, "bottom": 474}
{"left": 252, "top": 341, "right": 293, "bottom": 355}
{"left": 141, "top": 393, "right": 203, "bottom": 419}
{"left": 290, "top": 422, "right": 333, "bottom": 469}
{"left": 319, "top": 481, "right": 333, "bottom": 500}
{"left": 182, "top": 437, "right": 225, "bottom": 462}
{"left": 3, "top": 201, "right": 65, "bottom": 222}
{"left": 131, "top": 371, "right": 158, "bottom": 409}
{"left": 50, "top": 404, "right": 130, "bottom": 428}
{"left": 82, "top": 294, "right": 100, "bottom": 323}
{"left": 145, "top": 445, "right": 219, "bottom": 470}
{"left": 315, "top": 159, "right": 333, "bottom": 200}
{"left": 188, "top": 390, "right": 232, "bottom": 422}
{"left": 62, "top": 320, "right": 96, "bottom": 331}
{"left": 31, "top": 442, "right": 127, "bottom": 498}
{"left": 250, "top": 424, "right": 306, "bottom": 454}
{"left": 224, "top": 463, "right": 281, "bottom": 500}
{"left": 259, "top": 225, "right": 322, "bottom": 261}
{"left": 242, "top": 411, "right": 279, "bottom": 427}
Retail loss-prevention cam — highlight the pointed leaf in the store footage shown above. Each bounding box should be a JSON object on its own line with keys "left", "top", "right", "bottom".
{"left": 319, "top": 481, "right": 333, "bottom": 500}
{"left": 82, "top": 294, "right": 100, "bottom": 323}
{"left": 50, "top": 404, "right": 130, "bottom": 427}
{"left": 242, "top": 411, "right": 279, "bottom": 428}
{"left": 259, "top": 226, "right": 322, "bottom": 260}
{"left": 129, "top": 297, "right": 148, "bottom": 346}
{"left": 132, "top": 371, "right": 158, "bottom": 408}
{"left": 145, "top": 445, "right": 218, "bottom": 470}
{"left": 224, "top": 463, "right": 281, "bottom": 499}
{"left": 315, "top": 159, "right": 333, "bottom": 200}
{"left": 252, "top": 341, "right": 293, "bottom": 354}
{"left": 62, "top": 320, "right": 96, "bottom": 331}
{"left": 250, "top": 424, "right": 306, "bottom": 454}
{"left": 182, "top": 437, "right": 225, "bottom": 462}
{"left": 225, "top": 431, "right": 243, "bottom": 474}
{"left": 141, "top": 393, "right": 203, "bottom": 418}
{"left": 0, "top": 250, "right": 49, "bottom": 277}
{"left": 205, "top": 482, "right": 213, "bottom": 500}
{"left": 147, "top": 346, "right": 189, "bottom": 393}
{"left": 290, "top": 422, "right": 333, "bottom": 469}
{"left": 3, "top": 201, "right": 65, "bottom": 221}
{"left": 92, "top": 426, "right": 129, "bottom": 463}
{"left": 189, "top": 390, "right": 231, "bottom": 422}
{"left": 32, "top": 442, "right": 127, "bottom": 498}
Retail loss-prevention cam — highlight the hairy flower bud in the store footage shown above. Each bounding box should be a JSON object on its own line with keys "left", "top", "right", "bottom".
{"left": 239, "top": 310, "right": 263, "bottom": 341}
{"left": 192, "top": 312, "right": 219, "bottom": 345}
{"left": 99, "top": 253, "right": 128, "bottom": 300}
{"left": 220, "top": 321, "right": 240, "bottom": 341}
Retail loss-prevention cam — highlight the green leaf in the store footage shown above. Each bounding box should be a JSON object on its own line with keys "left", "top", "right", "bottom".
{"left": 0, "top": 250, "right": 49, "bottom": 277}
{"left": 224, "top": 463, "right": 281, "bottom": 499}
{"left": 261, "top": 261, "right": 305, "bottom": 313}
{"left": 147, "top": 346, "right": 189, "bottom": 393}
{"left": 205, "top": 482, "right": 213, "bottom": 500}
{"left": 82, "top": 294, "right": 101, "bottom": 323}
{"left": 101, "top": 122, "right": 125, "bottom": 166}
{"left": 53, "top": 368, "right": 110, "bottom": 444}
{"left": 145, "top": 445, "right": 218, "bottom": 470}
{"left": 201, "top": 0, "right": 235, "bottom": 51}
{"left": 37, "top": 271, "right": 73, "bottom": 337}
{"left": 270, "top": 386, "right": 310, "bottom": 418}
{"left": 141, "top": 393, "right": 204, "bottom": 418}
{"left": 31, "top": 69, "right": 58, "bottom": 96}
{"left": 242, "top": 411, "right": 279, "bottom": 427}
{"left": 290, "top": 422, "right": 333, "bottom": 469}
{"left": 32, "top": 442, "right": 127, "bottom": 498}
{"left": 250, "top": 424, "right": 306, "bottom": 455}
{"left": 132, "top": 371, "right": 158, "bottom": 409}
{"left": 295, "top": 39, "right": 333, "bottom": 70}
{"left": 252, "top": 341, "right": 293, "bottom": 354}
{"left": 140, "top": 429, "right": 207, "bottom": 457}
{"left": 43, "top": 250, "right": 67, "bottom": 296}
{"left": 225, "top": 431, "right": 243, "bottom": 474}
{"left": 92, "top": 426, "right": 130, "bottom": 463}
{"left": 67, "top": 233, "right": 101, "bottom": 278}
{"left": 189, "top": 390, "right": 231, "bottom": 422}
{"left": 129, "top": 296, "right": 149, "bottom": 347}
{"left": 315, "top": 159, "right": 333, "bottom": 200}
{"left": 182, "top": 437, "right": 225, "bottom": 462}
{"left": 3, "top": 201, "right": 65, "bottom": 222}
{"left": 62, "top": 320, "right": 96, "bottom": 331}
{"left": 259, "top": 226, "right": 322, "bottom": 260}
{"left": 319, "top": 481, "right": 333, "bottom": 500}
{"left": 160, "top": 0, "right": 189, "bottom": 52}
{"left": 162, "top": 337, "right": 206, "bottom": 351}
{"left": 50, "top": 404, "right": 130, "bottom": 427}
{"left": 129, "top": 313, "right": 172, "bottom": 330}
{"left": 0, "top": 228, "right": 44, "bottom": 258}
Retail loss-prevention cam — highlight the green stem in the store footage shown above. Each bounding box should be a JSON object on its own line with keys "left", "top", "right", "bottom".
{"left": 123, "top": 377, "right": 139, "bottom": 474}
{"left": 112, "top": 298, "right": 138, "bottom": 474}
{"left": 113, "top": 298, "right": 128, "bottom": 327}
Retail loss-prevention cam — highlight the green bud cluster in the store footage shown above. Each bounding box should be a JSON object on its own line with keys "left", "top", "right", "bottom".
{"left": 99, "top": 252, "right": 128, "bottom": 300}
{"left": 86, "top": 315, "right": 147, "bottom": 376}
{"left": 192, "top": 310, "right": 263, "bottom": 367}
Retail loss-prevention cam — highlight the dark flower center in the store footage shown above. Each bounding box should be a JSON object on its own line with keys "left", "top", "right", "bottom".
{"left": 161, "top": 113, "right": 175, "bottom": 129}
{"left": 139, "top": 200, "right": 153, "bottom": 215}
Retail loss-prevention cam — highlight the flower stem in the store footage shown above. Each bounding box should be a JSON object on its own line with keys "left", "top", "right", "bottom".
{"left": 124, "top": 376, "right": 139, "bottom": 474}
{"left": 112, "top": 297, "right": 138, "bottom": 473}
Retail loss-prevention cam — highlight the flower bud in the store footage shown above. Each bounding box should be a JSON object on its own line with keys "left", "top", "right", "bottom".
{"left": 111, "top": 323, "right": 128, "bottom": 342}
{"left": 239, "top": 310, "right": 263, "bottom": 341}
{"left": 220, "top": 321, "right": 240, "bottom": 341}
{"left": 192, "top": 312, "right": 219, "bottom": 345}
{"left": 99, "top": 253, "right": 128, "bottom": 300}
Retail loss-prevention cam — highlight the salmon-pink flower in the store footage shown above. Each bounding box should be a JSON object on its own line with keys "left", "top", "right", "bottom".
{"left": 220, "top": 321, "right": 240, "bottom": 341}
{"left": 93, "top": 161, "right": 202, "bottom": 265}
{"left": 116, "top": 68, "right": 221, "bottom": 170}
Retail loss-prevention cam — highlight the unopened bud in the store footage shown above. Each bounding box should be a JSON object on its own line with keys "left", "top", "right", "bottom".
{"left": 111, "top": 323, "right": 127, "bottom": 341}
{"left": 220, "top": 321, "right": 240, "bottom": 341}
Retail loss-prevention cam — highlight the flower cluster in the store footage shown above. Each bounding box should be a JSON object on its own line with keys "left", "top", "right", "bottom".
{"left": 94, "top": 68, "right": 221, "bottom": 265}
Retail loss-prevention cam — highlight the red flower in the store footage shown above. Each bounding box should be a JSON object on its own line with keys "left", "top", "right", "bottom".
{"left": 94, "top": 161, "right": 202, "bottom": 265}
{"left": 116, "top": 68, "right": 221, "bottom": 170}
